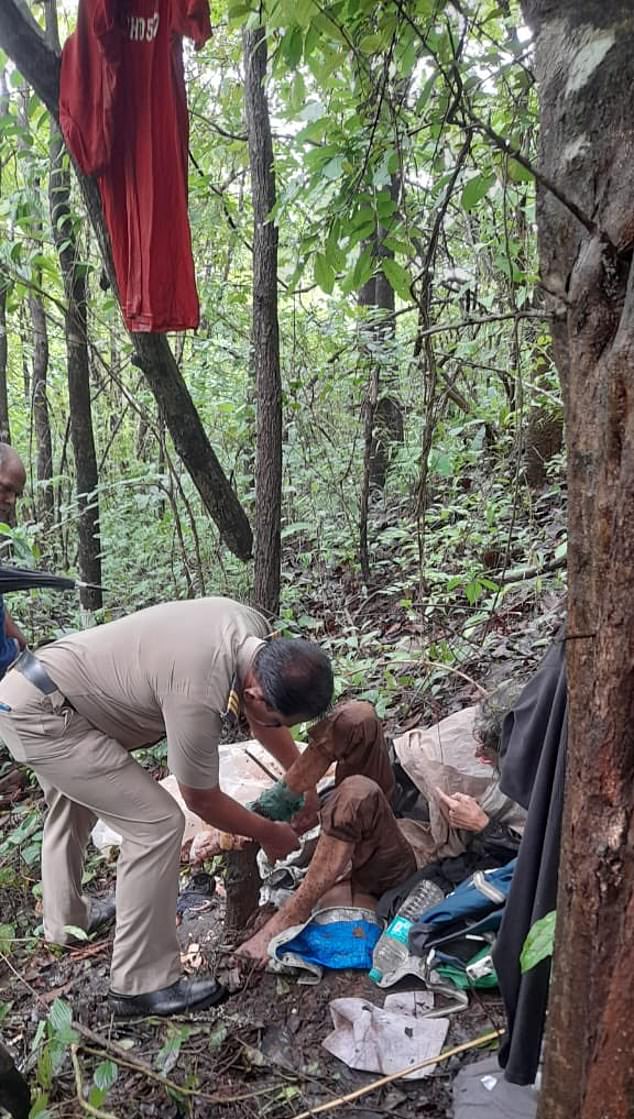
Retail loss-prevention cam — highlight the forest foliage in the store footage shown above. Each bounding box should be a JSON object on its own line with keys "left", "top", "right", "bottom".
{"left": 0, "top": 0, "right": 565, "bottom": 707}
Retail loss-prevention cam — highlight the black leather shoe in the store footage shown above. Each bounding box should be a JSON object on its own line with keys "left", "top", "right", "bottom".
{"left": 108, "top": 977, "right": 228, "bottom": 1019}
{"left": 87, "top": 895, "right": 116, "bottom": 937}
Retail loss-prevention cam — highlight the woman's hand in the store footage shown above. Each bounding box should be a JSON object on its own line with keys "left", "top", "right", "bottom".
{"left": 435, "top": 787, "right": 489, "bottom": 832}
{"left": 291, "top": 787, "right": 320, "bottom": 835}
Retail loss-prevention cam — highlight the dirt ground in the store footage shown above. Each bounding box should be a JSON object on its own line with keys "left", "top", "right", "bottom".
{"left": 0, "top": 860, "right": 506, "bottom": 1119}
{"left": 0, "top": 569, "right": 563, "bottom": 1117}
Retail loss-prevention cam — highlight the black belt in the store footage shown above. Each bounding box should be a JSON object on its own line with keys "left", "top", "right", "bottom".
{"left": 13, "top": 649, "right": 59, "bottom": 695}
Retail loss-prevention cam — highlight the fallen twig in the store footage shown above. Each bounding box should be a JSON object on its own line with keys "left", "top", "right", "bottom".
{"left": 289, "top": 1029, "right": 502, "bottom": 1119}
{"left": 75, "top": 1025, "right": 288, "bottom": 1106}
{"left": 71, "top": 1046, "right": 117, "bottom": 1119}
{"left": 422, "top": 658, "right": 489, "bottom": 696}
{"left": 495, "top": 554, "right": 566, "bottom": 585}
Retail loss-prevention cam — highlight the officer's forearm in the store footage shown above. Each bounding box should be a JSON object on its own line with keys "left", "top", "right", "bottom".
{"left": 180, "top": 784, "right": 279, "bottom": 846}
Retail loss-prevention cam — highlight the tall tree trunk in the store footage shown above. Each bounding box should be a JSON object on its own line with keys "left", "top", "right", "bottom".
{"left": 17, "top": 84, "right": 55, "bottom": 528}
{"left": 0, "top": 275, "right": 9, "bottom": 446}
{"left": 358, "top": 198, "right": 405, "bottom": 583}
{"left": 15, "top": 97, "right": 54, "bottom": 522}
{"left": 244, "top": 25, "right": 282, "bottom": 616}
{"left": 45, "top": 1, "right": 101, "bottom": 609}
{"left": 27, "top": 290, "right": 54, "bottom": 527}
{"left": 0, "top": 0, "right": 253, "bottom": 562}
{"left": 521, "top": 4, "right": 634, "bottom": 1118}
{"left": 0, "top": 71, "right": 11, "bottom": 446}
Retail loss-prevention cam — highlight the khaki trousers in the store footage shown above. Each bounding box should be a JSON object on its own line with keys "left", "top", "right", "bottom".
{"left": 0, "top": 671, "right": 184, "bottom": 995}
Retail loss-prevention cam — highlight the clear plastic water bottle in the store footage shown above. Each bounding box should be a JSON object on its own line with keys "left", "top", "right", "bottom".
{"left": 369, "top": 879, "right": 444, "bottom": 985}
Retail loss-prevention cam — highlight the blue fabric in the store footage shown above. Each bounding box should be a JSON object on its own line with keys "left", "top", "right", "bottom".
{"left": 415, "top": 860, "right": 516, "bottom": 933}
{"left": 0, "top": 596, "right": 18, "bottom": 679}
{"left": 275, "top": 918, "right": 381, "bottom": 971}
{"left": 408, "top": 860, "right": 517, "bottom": 959}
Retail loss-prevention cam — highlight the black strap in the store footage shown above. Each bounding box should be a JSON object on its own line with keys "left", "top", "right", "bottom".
{"left": 13, "top": 650, "right": 59, "bottom": 696}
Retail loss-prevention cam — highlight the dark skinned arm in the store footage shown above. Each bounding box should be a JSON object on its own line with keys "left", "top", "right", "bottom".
{"left": 237, "top": 834, "right": 353, "bottom": 963}
{"left": 4, "top": 609, "right": 26, "bottom": 648}
{"left": 245, "top": 721, "right": 301, "bottom": 771}
{"left": 178, "top": 783, "right": 299, "bottom": 863}
{"left": 246, "top": 722, "right": 321, "bottom": 834}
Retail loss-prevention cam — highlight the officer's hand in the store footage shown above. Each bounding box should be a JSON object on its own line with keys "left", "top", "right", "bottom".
{"left": 262, "top": 821, "right": 301, "bottom": 864}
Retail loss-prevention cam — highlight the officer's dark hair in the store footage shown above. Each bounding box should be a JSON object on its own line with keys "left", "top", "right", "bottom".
{"left": 253, "top": 638, "right": 334, "bottom": 719}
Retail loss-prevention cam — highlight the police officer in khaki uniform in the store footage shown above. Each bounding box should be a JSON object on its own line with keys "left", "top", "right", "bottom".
{"left": 0, "top": 597, "right": 333, "bottom": 1017}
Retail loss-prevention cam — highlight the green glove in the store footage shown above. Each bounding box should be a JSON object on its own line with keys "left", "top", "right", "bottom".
{"left": 250, "top": 780, "right": 305, "bottom": 822}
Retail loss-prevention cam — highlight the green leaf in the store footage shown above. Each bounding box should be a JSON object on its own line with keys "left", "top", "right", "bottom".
{"left": 382, "top": 258, "right": 412, "bottom": 301}
{"left": 281, "top": 521, "right": 312, "bottom": 540}
{"left": 157, "top": 1026, "right": 190, "bottom": 1075}
{"left": 297, "top": 99, "right": 324, "bottom": 122}
{"left": 325, "top": 232, "right": 346, "bottom": 272}
{"left": 429, "top": 450, "right": 453, "bottom": 478}
{"left": 461, "top": 173, "right": 496, "bottom": 212}
{"left": 347, "top": 221, "right": 375, "bottom": 248}
{"left": 507, "top": 158, "right": 534, "bottom": 184}
{"left": 227, "top": 1, "right": 252, "bottom": 21}
{"left": 521, "top": 910, "right": 556, "bottom": 973}
{"left": 359, "top": 33, "right": 382, "bottom": 53}
{"left": 314, "top": 253, "right": 335, "bottom": 294}
{"left": 350, "top": 248, "right": 374, "bottom": 291}
{"left": 376, "top": 192, "right": 397, "bottom": 220}
{"left": 293, "top": 0, "right": 314, "bottom": 26}
{"left": 322, "top": 155, "right": 344, "bottom": 180}
{"left": 28, "top": 1092, "right": 51, "bottom": 1118}
{"left": 93, "top": 1060, "right": 118, "bottom": 1092}
{"left": 47, "top": 1002, "right": 73, "bottom": 1033}
{"left": 0, "top": 923, "right": 15, "bottom": 953}
{"left": 208, "top": 1023, "right": 229, "bottom": 1052}
{"left": 282, "top": 26, "right": 304, "bottom": 67}
{"left": 63, "top": 924, "right": 88, "bottom": 941}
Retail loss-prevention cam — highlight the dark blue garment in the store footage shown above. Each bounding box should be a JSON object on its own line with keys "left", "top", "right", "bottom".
{"left": 0, "top": 596, "right": 19, "bottom": 679}
{"left": 493, "top": 633, "right": 567, "bottom": 1086}
{"left": 408, "top": 861, "right": 516, "bottom": 957}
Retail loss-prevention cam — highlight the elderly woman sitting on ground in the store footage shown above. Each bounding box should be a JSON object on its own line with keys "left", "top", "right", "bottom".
{"left": 193, "top": 686, "right": 524, "bottom": 966}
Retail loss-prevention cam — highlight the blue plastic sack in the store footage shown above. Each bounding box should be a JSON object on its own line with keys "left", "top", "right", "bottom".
{"left": 275, "top": 917, "right": 381, "bottom": 971}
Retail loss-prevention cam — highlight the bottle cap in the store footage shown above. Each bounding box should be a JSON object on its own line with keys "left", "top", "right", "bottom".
{"left": 368, "top": 967, "right": 383, "bottom": 984}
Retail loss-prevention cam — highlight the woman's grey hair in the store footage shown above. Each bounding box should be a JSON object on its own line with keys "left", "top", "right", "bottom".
{"left": 474, "top": 678, "right": 525, "bottom": 759}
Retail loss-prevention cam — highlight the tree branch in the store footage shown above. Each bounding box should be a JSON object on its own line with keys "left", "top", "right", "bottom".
{"left": 0, "top": 0, "right": 253, "bottom": 560}
{"left": 416, "top": 308, "right": 546, "bottom": 338}
{"left": 392, "top": 0, "right": 608, "bottom": 243}
{"left": 463, "top": 107, "right": 601, "bottom": 239}
{"left": 0, "top": 2, "right": 59, "bottom": 116}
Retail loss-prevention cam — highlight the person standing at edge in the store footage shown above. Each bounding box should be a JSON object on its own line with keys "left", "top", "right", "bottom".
{"left": 0, "top": 444, "right": 28, "bottom": 675}
{"left": 0, "top": 597, "right": 333, "bottom": 1017}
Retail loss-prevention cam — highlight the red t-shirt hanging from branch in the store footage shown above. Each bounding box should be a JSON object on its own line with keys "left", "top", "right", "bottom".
{"left": 59, "top": 0, "right": 211, "bottom": 333}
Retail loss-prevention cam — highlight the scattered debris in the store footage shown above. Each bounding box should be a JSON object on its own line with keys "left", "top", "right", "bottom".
{"left": 323, "top": 991, "right": 449, "bottom": 1079}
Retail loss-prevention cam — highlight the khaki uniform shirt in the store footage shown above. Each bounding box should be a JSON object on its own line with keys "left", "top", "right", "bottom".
{"left": 36, "top": 597, "right": 269, "bottom": 788}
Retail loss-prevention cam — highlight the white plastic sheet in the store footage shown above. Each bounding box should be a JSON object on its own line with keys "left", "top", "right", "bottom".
{"left": 323, "top": 991, "right": 449, "bottom": 1080}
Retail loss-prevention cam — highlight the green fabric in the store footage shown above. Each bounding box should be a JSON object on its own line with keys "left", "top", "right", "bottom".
{"left": 250, "top": 780, "right": 304, "bottom": 822}
{"left": 436, "top": 945, "right": 498, "bottom": 990}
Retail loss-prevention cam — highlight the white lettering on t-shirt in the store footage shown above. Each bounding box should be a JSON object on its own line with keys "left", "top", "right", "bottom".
{"left": 128, "top": 13, "right": 160, "bottom": 41}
